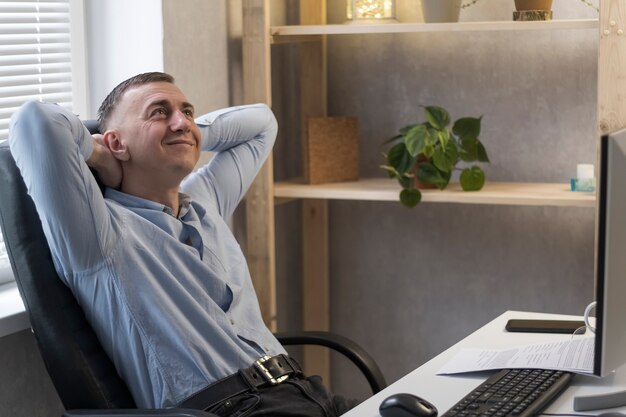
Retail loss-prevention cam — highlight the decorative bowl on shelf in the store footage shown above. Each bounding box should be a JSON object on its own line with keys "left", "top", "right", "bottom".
{"left": 514, "top": 0, "right": 552, "bottom": 10}
{"left": 513, "top": 0, "right": 553, "bottom": 21}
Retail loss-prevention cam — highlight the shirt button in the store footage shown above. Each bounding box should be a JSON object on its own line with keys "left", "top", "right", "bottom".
{"left": 230, "top": 319, "right": 235, "bottom": 325}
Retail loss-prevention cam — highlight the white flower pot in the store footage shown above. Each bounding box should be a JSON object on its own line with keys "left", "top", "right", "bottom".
{"left": 421, "top": 0, "right": 463, "bottom": 23}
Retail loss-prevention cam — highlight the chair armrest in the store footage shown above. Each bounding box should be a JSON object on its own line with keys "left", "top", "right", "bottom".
{"left": 274, "top": 330, "right": 387, "bottom": 394}
{"left": 63, "top": 409, "right": 217, "bottom": 417}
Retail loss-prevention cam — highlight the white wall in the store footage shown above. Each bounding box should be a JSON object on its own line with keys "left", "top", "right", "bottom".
{"left": 83, "top": 0, "right": 232, "bottom": 118}
{"left": 84, "top": 0, "right": 164, "bottom": 118}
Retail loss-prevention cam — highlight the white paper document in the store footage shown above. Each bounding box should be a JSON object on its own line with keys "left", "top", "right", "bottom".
{"left": 438, "top": 336, "right": 595, "bottom": 375}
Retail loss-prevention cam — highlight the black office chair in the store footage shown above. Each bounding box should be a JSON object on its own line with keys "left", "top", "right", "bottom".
{"left": 0, "top": 122, "right": 386, "bottom": 416}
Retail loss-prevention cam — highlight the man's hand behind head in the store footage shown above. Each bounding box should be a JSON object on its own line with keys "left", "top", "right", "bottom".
{"left": 87, "top": 134, "right": 123, "bottom": 189}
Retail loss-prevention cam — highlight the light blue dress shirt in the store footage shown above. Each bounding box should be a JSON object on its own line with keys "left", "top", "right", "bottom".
{"left": 9, "top": 101, "right": 286, "bottom": 408}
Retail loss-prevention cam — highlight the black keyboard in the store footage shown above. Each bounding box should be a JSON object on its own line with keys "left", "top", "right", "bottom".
{"left": 442, "top": 369, "right": 573, "bottom": 417}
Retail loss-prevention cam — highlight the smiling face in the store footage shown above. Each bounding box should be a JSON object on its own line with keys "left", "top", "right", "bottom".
{"left": 105, "top": 81, "right": 202, "bottom": 189}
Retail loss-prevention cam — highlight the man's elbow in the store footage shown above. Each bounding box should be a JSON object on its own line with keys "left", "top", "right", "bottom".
{"left": 11, "top": 100, "right": 47, "bottom": 127}
{"left": 9, "top": 101, "right": 51, "bottom": 146}
{"left": 262, "top": 104, "right": 279, "bottom": 147}
{"left": 9, "top": 101, "right": 76, "bottom": 156}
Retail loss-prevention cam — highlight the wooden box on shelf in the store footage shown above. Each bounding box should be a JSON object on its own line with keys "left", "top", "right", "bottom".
{"left": 304, "top": 116, "right": 359, "bottom": 184}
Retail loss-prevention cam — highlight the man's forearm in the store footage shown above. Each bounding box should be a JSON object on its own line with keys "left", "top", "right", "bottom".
{"left": 195, "top": 103, "right": 277, "bottom": 153}
{"left": 8, "top": 101, "right": 114, "bottom": 272}
{"left": 181, "top": 103, "right": 278, "bottom": 218}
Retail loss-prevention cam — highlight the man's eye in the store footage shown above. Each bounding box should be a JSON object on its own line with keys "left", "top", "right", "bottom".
{"left": 184, "top": 109, "right": 194, "bottom": 118}
{"left": 153, "top": 108, "right": 167, "bottom": 117}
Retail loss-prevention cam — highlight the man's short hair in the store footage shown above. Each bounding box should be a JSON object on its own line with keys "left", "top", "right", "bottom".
{"left": 97, "top": 72, "right": 175, "bottom": 132}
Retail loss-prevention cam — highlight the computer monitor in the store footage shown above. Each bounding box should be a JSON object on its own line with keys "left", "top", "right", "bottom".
{"left": 593, "top": 127, "right": 626, "bottom": 377}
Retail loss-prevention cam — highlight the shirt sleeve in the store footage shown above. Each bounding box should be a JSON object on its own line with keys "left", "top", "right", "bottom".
{"left": 8, "top": 101, "right": 117, "bottom": 276}
{"left": 181, "top": 103, "right": 278, "bottom": 219}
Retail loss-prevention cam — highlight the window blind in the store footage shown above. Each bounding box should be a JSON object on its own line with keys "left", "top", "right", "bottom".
{"left": 0, "top": 0, "right": 74, "bottom": 141}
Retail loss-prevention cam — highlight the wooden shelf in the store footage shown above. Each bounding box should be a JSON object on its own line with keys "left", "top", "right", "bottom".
{"left": 274, "top": 178, "right": 596, "bottom": 207}
{"left": 271, "top": 19, "right": 598, "bottom": 38}
{"left": 243, "top": 0, "right": 621, "bottom": 380}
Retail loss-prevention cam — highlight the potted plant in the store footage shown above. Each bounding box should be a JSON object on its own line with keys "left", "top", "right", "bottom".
{"left": 381, "top": 106, "right": 490, "bottom": 207}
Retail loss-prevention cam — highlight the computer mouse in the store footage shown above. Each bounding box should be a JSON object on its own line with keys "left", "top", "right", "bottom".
{"left": 598, "top": 413, "right": 626, "bottom": 417}
{"left": 379, "top": 392, "right": 438, "bottom": 417}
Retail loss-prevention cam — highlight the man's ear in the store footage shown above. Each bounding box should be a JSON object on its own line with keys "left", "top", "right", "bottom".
{"left": 103, "top": 130, "right": 130, "bottom": 161}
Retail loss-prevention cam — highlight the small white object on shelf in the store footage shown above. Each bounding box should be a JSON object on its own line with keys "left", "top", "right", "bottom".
{"left": 577, "top": 163, "right": 594, "bottom": 180}
{"left": 571, "top": 163, "right": 596, "bottom": 192}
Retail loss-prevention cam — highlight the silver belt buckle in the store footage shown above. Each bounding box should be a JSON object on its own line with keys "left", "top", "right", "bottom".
{"left": 254, "top": 355, "right": 289, "bottom": 385}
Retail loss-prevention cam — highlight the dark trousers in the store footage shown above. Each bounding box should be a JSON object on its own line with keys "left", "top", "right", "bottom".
{"left": 205, "top": 375, "right": 361, "bottom": 417}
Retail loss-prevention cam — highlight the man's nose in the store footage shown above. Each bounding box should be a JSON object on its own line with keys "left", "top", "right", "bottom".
{"left": 170, "top": 110, "right": 191, "bottom": 131}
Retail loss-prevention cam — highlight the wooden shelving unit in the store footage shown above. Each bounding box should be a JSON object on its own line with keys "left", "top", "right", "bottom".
{"left": 242, "top": 0, "right": 625, "bottom": 380}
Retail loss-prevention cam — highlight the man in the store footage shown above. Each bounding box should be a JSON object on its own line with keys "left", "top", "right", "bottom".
{"left": 9, "top": 72, "right": 357, "bottom": 416}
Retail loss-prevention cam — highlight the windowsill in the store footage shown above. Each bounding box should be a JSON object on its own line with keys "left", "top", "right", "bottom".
{"left": 0, "top": 281, "right": 29, "bottom": 338}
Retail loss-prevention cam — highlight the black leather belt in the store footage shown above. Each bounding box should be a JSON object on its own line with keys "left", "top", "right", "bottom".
{"left": 178, "top": 354, "right": 303, "bottom": 411}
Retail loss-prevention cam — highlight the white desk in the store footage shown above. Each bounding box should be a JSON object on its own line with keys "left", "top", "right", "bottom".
{"left": 344, "top": 310, "right": 626, "bottom": 417}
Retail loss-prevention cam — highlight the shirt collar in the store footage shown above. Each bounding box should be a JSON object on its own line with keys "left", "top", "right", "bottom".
{"left": 104, "top": 188, "right": 193, "bottom": 218}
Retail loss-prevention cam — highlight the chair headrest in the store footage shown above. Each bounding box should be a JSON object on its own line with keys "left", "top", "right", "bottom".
{"left": 83, "top": 120, "right": 100, "bottom": 135}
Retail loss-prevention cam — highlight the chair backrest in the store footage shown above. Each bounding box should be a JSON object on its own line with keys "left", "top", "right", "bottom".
{"left": 0, "top": 126, "right": 136, "bottom": 409}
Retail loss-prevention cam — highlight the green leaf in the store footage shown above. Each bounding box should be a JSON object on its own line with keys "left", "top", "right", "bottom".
{"left": 400, "top": 188, "right": 422, "bottom": 208}
{"left": 460, "top": 166, "right": 486, "bottom": 191}
{"left": 477, "top": 141, "right": 490, "bottom": 163}
{"left": 452, "top": 116, "right": 481, "bottom": 140}
{"left": 382, "top": 133, "right": 404, "bottom": 146}
{"left": 432, "top": 139, "right": 458, "bottom": 173}
{"left": 423, "top": 144, "right": 435, "bottom": 158}
{"left": 424, "top": 106, "right": 450, "bottom": 130}
{"left": 399, "top": 123, "right": 420, "bottom": 135}
{"left": 380, "top": 164, "right": 399, "bottom": 178}
{"left": 398, "top": 174, "right": 413, "bottom": 190}
{"left": 404, "top": 124, "right": 430, "bottom": 157}
{"left": 417, "top": 161, "right": 451, "bottom": 190}
{"left": 387, "top": 142, "right": 415, "bottom": 174}
{"left": 436, "top": 129, "right": 450, "bottom": 148}
{"left": 458, "top": 137, "right": 478, "bottom": 162}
